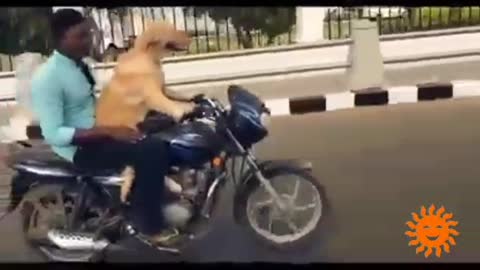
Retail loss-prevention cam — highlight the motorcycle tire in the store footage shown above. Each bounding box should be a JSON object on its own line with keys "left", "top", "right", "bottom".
{"left": 235, "top": 165, "right": 329, "bottom": 252}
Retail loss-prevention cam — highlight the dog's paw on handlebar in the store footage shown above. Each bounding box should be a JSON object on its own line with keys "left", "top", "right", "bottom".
{"left": 190, "top": 94, "right": 206, "bottom": 104}
{"left": 180, "top": 106, "right": 205, "bottom": 122}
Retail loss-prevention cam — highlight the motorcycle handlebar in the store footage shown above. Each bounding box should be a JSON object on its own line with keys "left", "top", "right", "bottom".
{"left": 181, "top": 95, "right": 225, "bottom": 122}
{"left": 190, "top": 94, "right": 206, "bottom": 104}
{"left": 180, "top": 110, "right": 201, "bottom": 122}
{"left": 180, "top": 104, "right": 213, "bottom": 122}
{"left": 190, "top": 94, "right": 222, "bottom": 109}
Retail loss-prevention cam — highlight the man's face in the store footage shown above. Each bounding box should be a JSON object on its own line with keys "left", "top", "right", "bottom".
{"left": 61, "top": 21, "right": 92, "bottom": 58}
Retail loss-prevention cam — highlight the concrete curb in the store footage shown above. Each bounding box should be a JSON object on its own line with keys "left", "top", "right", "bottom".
{"left": 264, "top": 80, "right": 480, "bottom": 116}
{"left": 3, "top": 80, "right": 480, "bottom": 142}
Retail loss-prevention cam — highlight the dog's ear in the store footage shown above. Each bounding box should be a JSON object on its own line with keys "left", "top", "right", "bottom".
{"left": 171, "top": 29, "right": 191, "bottom": 44}
{"left": 133, "top": 21, "right": 189, "bottom": 54}
{"left": 133, "top": 32, "right": 161, "bottom": 52}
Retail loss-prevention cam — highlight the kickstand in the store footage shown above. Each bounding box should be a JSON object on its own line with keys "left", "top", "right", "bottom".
{"left": 134, "top": 234, "right": 181, "bottom": 255}
{"left": 89, "top": 242, "right": 142, "bottom": 262}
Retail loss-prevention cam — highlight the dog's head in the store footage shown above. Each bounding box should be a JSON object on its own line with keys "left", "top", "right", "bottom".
{"left": 134, "top": 21, "right": 191, "bottom": 59}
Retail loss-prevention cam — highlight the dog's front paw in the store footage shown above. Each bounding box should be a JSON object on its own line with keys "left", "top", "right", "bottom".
{"left": 181, "top": 102, "right": 195, "bottom": 114}
{"left": 175, "top": 103, "right": 196, "bottom": 121}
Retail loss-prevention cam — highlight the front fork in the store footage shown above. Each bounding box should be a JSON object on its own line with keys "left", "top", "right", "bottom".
{"left": 200, "top": 171, "right": 226, "bottom": 218}
{"left": 245, "top": 154, "right": 287, "bottom": 211}
{"left": 225, "top": 128, "right": 286, "bottom": 211}
{"left": 198, "top": 160, "right": 285, "bottom": 220}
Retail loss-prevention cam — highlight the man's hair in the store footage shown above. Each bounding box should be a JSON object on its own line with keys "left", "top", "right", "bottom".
{"left": 51, "top": 9, "right": 86, "bottom": 43}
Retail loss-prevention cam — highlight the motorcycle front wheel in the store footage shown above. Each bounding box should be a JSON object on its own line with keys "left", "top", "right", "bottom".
{"left": 236, "top": 165, "right": 328, "bottom": 251}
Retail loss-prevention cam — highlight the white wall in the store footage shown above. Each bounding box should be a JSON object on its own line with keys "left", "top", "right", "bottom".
{"left": 0, "top": 26, "right": 479, "bottom": 102}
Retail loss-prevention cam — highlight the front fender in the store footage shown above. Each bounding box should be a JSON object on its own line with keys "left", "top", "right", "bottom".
{"left": 238, "top": 159, "right": 312, "bottom": 188}
{"left": 232, "top": 159, "right": 313, "bottom": 224}
{"left": 254, "top": 159, "right": 313, "bottom": 174}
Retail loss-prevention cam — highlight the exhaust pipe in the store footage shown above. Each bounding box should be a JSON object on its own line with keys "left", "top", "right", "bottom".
{"left": 47, "top": 228, "right": 182, "bottom": 258}
{"left": 47, "top": 229, "right": 109, "bottom": 251}
{"left": 38, "top": 246, "right": 97, "bottom": 262}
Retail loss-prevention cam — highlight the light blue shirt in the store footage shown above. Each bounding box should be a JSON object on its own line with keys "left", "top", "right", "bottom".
{"left": 31, "top": 51, "right": 96, "bottom": 162}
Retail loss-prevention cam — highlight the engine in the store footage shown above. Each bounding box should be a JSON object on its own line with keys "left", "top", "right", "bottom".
{"left": 162, "top": 166, "right": 210, "bottom": 228}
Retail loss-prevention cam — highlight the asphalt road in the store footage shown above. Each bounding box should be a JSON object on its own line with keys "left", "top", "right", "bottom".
{"left": 1, "top": 97, "right": 480, "bottom": 262}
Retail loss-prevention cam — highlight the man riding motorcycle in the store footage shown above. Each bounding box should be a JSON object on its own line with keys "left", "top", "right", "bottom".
{"left": 30, "top": 8, "right": 183, "bottom": 246}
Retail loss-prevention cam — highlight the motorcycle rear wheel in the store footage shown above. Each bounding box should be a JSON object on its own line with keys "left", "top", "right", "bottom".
{"left": 19, "top": 184, "right": 107, "bottom": 262}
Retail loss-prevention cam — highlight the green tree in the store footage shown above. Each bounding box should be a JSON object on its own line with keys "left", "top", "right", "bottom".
{"left": 185, "top": 7, "right": 295, "bottom": 49}
{"left": 0, "top": 7, "right": 130, "bottom": 58}
{"left": 0, "top": 8, "right": 53, "bottom": 55}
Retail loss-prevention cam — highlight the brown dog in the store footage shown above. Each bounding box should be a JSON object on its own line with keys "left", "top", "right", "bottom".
{"left": 95, "top": 22, "right": 195, "bottom": 202}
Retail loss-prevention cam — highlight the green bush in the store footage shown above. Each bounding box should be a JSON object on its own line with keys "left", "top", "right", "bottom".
{"left": 410, "top": 7, "right": 480, "bottom": 29}
{"left": 325, "top": 7, "right": 480, "bottom": 39}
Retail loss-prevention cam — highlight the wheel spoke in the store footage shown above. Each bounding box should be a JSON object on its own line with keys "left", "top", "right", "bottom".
{"left": 268, "top": 213, "right": 274, "bottom": 232}
{"left": 248, "top": 198, "right": 272, "bottom": 221}
{"left": 286, "top": 218, "right": 300, "bottom": 233}
{"left": 294, "top": 203, "right": 317, "bottom": 212}
{"left": 291, "top": 180, "right": 300, "bottom": 201}
{"left": 245, "top": 172, "right": 323, "bottom": 245}
{"left": 255, "top": 198, "right": 274, "bottom": 209}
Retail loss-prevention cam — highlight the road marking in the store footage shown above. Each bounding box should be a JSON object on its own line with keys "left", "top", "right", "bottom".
{"left": 388, "top": 86, "right": 418, "bottom": 104}
{"left": 265, "top": 80, "right": 480, "bottom": 116}
{"left": 452, "top": 80, "right": 480, "bottom": 99}
{"left": 325, "top": 92, "right": 355, "bottom": 111}
{"left": 4, "top": 80, "right": 480, "bottom": 143}
{"left": 265, "top": 98, "right": 290, "bottom": 116}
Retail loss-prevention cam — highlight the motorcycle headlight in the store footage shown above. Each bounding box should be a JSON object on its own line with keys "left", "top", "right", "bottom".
{"left": 260, "top": 112, "right": 271, "bottom": 127}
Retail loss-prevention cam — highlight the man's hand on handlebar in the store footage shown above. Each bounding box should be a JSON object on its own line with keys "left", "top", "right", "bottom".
{"left": 181, "top": 94, "right": 221, "bottom": 122}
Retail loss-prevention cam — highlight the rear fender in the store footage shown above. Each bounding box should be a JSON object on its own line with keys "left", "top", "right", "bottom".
{"left": 232, "top": 159, "right": 313, "bottom": 224}
{"left": 7, "top": 173, "right": 39, "bottom": 212}
{"left": 7, "top": 172, "right": 75, "bottom": 213}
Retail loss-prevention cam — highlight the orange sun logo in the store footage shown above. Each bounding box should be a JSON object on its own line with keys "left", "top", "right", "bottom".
{"left": 405, "top": 204, "right": 459, "bottom": 258}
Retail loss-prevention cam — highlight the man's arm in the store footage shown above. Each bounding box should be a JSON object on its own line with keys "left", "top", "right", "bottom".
{"left": 72, "top": 127, "right": 112, "bottom": 144}
{"left": 31, "top": 75, "right": 110, "bottom": 146}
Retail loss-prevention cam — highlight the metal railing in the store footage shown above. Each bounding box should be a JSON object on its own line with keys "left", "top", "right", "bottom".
{"left": 0, "top": 7, "right": 296, "bottom": 71}
{"left": 86, "top": 7, "right": 296, "bottom": 56}
{"left": 324, "top": 7, "right": 480, "bottom": 39}
{"left": 2, "top": 7, "right": 480, "bottom": 72}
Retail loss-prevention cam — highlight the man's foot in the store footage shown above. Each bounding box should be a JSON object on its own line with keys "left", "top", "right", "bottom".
{"left": 148, "top": 228, "right": 184, "bottom": 247}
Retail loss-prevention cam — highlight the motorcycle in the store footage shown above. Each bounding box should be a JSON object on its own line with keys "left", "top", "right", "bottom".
{"left": 5, "top": 85, "right": 327, "bottom": 262}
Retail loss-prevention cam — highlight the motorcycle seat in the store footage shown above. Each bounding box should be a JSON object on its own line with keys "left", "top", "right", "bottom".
{"left": 10, "top": 146, "right": 121, "bottom": 177}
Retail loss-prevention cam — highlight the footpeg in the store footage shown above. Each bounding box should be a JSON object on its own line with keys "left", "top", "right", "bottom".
{"left": 47, "top": 229, "right": 109, "bottom": 251}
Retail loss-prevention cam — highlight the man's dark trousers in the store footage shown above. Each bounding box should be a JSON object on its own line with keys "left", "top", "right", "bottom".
{"left": 73, "top": 137, "right": 169, "bottom": 235}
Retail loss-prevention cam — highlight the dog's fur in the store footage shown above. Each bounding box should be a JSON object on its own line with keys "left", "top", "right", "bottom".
{"left": 95, "top": 22, "right": 195, "bottom": 202}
